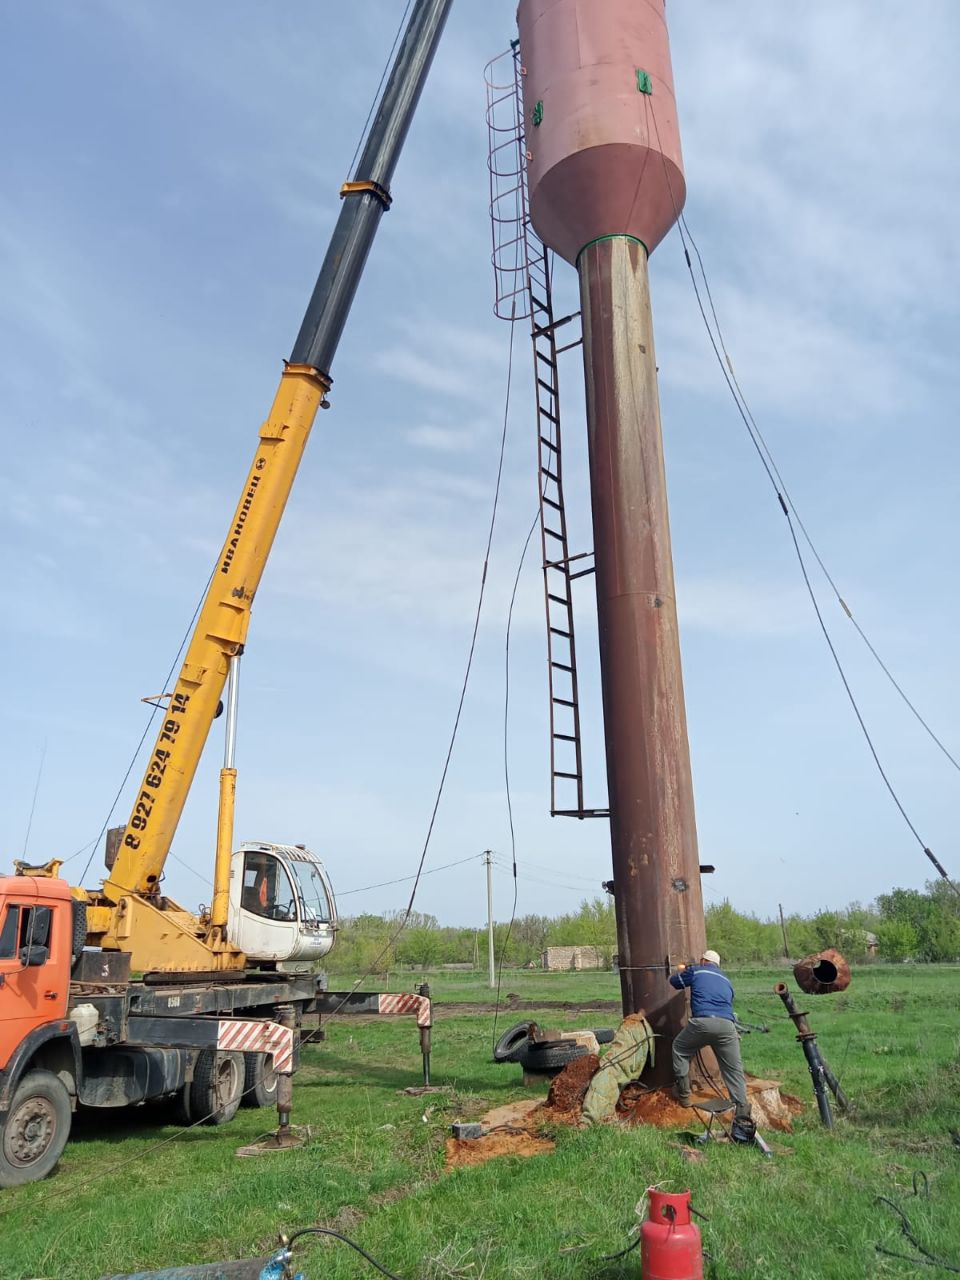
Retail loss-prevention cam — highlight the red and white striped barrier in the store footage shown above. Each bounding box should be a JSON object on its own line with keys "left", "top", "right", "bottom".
{"left": 217, "top": 1019, "right": 295, "bottom": 1073}
{"left": 378, "top": 992, "right": 432, "bottom": 1027}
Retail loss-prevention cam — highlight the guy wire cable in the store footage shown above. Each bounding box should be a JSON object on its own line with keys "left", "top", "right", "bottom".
{"left": 645, "top": 95, "right": 959, "bottom": 897}
{"left": 325, "top": 311, "right": 522, "bottom": 1013}
{"left": 72, "top": 565, "right": 216, "bottom": 883}
{"left": 491, "top": 503, "right": 540, "bottom": 1051}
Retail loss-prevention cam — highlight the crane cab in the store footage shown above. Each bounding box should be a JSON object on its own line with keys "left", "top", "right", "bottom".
{"left": 228, "top": 842, "right": 337, "bottom": 973}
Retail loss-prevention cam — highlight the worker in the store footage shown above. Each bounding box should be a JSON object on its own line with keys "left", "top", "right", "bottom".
{"left": 669, "top": 948, "right": 752, "bottom": 1120}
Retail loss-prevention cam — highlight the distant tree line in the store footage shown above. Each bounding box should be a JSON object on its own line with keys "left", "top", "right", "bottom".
{"left": 326, "top": 880, "right": 960, "bottom": 973}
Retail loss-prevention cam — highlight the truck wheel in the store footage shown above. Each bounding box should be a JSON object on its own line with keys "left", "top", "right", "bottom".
{"left": 0, "top": 1069, "right": 72, "bottom": 1187}
{"left": 241, "top": 1053, "right": 278, "bottom": 1109}
{"left": 190, "top": 1051, "right": 243, "bottom": 1126}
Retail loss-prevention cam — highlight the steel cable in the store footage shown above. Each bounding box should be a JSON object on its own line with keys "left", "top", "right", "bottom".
{"left": 644, "top": 96, "right": 958, "bottom": 897}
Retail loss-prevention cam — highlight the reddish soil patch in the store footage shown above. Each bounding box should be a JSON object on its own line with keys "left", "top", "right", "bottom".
{"left": 546, "top": 1054, "right": 600, "bottom": 1114}
{"left": 445, "top": 1131, "right": 555, "bottom": 1168}
{"left": 616, "top": 1084, "right": 701, "bottom": 1128}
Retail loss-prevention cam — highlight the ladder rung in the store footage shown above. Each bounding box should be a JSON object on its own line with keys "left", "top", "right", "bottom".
{"left": 544, "top": 526, "right": 564, "bottom": 541}
{"left": 536, "top": 376, "right": 556, "bottom": 397}
{"left": 554, "top": 733, "right": 578, "bottom": 743}
{"left": 554, "top": 770, "right": 580, "bottom": 780}
{"left": 547, "top": 591, "right": 569, "bottom": 606}
{"left": 535, "top": 349, "right": 557, "bottom": 369}
{"left": 541, "top": 465, "right": 559, "bottom": 483}
{"left": 539, "top": 435, "right": 558, "bottom": 452}
{"left": 551, "top": 660, "right": 573, "bottom": 672}
{"left": 550, "top": 628, "right": 572, "bottom": 640}
{"left": 539, "top": 408, "right": 559, "bottom": 425}
{"left": 553, "top": 696, "right": 576, "bottom": 706}
{"left": 542, "top": 495, "right": 562, "bottom": 512}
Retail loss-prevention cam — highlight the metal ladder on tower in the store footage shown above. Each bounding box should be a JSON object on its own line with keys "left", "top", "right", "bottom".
{"left": 484, "top": 45, "right": 608, "bottom": 820}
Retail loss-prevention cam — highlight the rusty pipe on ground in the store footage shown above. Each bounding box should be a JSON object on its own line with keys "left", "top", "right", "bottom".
{"left": 775, "top": 982, "right": 848, "bottom": 1124}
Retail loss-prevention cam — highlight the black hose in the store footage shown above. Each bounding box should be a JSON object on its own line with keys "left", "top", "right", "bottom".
{"left": 286, "top": 1227, "right": 407, "bottom": 1280}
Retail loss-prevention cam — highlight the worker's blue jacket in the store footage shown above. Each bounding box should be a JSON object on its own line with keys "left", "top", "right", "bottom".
{"left": 669, "top": 962, "right": 736, "bottom": 1021}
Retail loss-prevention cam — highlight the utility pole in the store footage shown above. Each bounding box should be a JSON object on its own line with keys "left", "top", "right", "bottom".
{"left": 779, "top": 903, "right": 790, "bottom": 960}
{"left": 483, "top": 850, "right": 496, "bottom": 988}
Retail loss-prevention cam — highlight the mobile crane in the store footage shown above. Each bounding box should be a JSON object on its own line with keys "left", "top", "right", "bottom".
{"left": 0, "top": 0, "right": 450, "bottom": 1188}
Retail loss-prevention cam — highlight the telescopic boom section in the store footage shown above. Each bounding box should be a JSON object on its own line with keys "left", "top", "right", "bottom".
{"left": 100, "top": 0, "right": 453, "bottom": 916}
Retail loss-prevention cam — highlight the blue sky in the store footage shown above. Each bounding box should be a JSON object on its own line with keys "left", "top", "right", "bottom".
{"left": 2, "top": 2, "right": 959, "bottom": 930}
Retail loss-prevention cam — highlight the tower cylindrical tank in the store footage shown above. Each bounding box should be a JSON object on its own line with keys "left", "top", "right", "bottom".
{"left": 517, "top": 0, "right": 704, "bottom": 1072}
{"left": 516, "top": 0, "right": 685, "bottom": 265}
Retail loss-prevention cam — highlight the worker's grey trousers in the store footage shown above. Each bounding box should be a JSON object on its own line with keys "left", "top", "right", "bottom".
{"left": 672, "top": 1016, "right": 751, "bottom": 1118}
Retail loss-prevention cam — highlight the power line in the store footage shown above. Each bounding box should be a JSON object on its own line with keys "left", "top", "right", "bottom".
{"left": 337, "top": 854, "right": 480, "bottom": 898}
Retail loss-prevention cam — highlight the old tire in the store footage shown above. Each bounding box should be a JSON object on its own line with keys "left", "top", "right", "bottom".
{"left": 190, "top": 1051, "right": 243, "bottom": 1126}
{"left": 493, "top": 1022, "right": 536, "bottom": 1063}
{"left": 0, "top": 1069, "right": 72, "bottom": 1187}
{"left": 240, "top": 1053, "right": 278, "bottom": 1108}
{"left": 516, "top": 1040, "right": 589, "bottom": 1071}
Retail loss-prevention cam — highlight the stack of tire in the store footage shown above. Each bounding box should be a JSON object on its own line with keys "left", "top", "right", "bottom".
{"left": 493, "top": 1022, "right": 613, "bottom": 1072}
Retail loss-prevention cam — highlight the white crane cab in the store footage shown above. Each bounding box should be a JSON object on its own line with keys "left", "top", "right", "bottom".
{"left": 228, "top": 841, "right": 338, "bottom": 972}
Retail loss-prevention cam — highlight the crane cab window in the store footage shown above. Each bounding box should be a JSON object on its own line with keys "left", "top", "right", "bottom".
{"left": 0, "top": 904, "right": 52, "bottom": 959}
{"left": 286, "top": 858, "right": 333, "bottom": 925}
{"left": 240, "top": 851, "right": 297, "bottom": 922}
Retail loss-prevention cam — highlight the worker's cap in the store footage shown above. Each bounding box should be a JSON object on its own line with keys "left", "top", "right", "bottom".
{"left": 701, "top": 949, "right": 721, "bottom": 966}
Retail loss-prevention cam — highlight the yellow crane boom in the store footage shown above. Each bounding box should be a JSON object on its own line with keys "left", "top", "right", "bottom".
{"left": 80, "top": 0, "right": 454, "bottom": 972}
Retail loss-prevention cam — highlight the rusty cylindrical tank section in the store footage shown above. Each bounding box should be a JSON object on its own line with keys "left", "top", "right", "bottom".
{"left": 517, "top": 0, "right": 685, "bottom": 265}
{"left": 517, "top": 0, "right": 703, "bottom": 1075}
{"left": 793, "top": 948, "right": 852, "bottom": 996}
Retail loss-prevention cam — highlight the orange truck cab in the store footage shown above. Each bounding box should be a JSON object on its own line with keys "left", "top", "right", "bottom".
{"left": 0, "top": 877, "right": 79, "bottom": 1187}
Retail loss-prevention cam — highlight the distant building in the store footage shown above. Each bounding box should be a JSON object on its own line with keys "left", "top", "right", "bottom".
{"left": 541, "top": 945, "right": 607, "bottom": 971}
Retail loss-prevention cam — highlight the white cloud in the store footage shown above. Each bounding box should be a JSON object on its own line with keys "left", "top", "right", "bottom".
{"left": 406, "top": 423, "right": 478, "bottom": 453}
{"left": 678, "top": 573, "right": 808, "bottom": 639}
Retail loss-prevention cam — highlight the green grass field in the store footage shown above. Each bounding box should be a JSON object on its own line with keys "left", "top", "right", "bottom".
{"left": 3, "top": 965, "right": 959, "bottom": 1280}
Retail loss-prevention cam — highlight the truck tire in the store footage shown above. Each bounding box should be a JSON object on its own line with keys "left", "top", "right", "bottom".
{"left": 0, "top": 1069, "right": 72, "bottom": 1187}
{"left": 493, "top": 1021, "right": 536, "bottom": 1063}
{"left": 190, "top": 1051, "right": 243, "bottom": 1126}
{"left": 515, "top": 1040, "right": 590, "bottom": 1071}
{"left": 240, "top": 1053, "right": 278, "bottom": 1108}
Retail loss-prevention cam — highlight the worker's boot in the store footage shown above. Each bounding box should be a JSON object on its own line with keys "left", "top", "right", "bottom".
{"left": 672, "top": 1079, "right": 693, "bottom": 1107}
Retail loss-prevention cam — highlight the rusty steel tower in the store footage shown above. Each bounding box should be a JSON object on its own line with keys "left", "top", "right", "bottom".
{"left": 515, "top": 0, "right": 705, "bottom": 1074}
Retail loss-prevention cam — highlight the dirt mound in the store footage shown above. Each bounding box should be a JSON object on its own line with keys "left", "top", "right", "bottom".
{"left": 445, "top": 1131, "right": 555, "bottom": 1168}
{"left": 546, "top": 1054, "right": 600, "bottom": 1114}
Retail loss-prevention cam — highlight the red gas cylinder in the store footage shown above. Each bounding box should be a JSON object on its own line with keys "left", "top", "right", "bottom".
{"left": 641, "top": 1189, "right": 703, "bottom": 1280}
